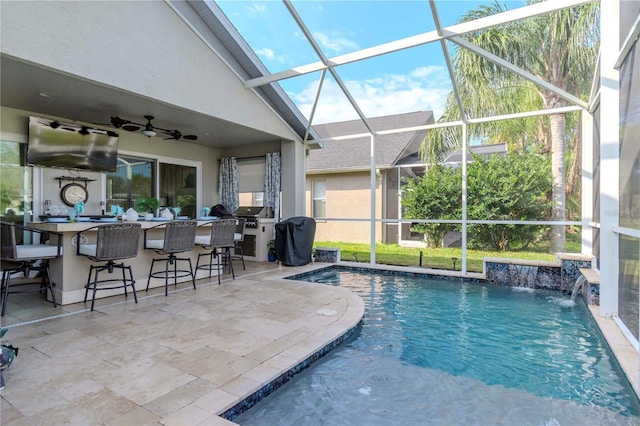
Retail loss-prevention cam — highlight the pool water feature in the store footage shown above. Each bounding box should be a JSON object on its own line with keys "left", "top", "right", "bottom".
{"left": 235, "top": 266, "right": 640, "bottom": 425}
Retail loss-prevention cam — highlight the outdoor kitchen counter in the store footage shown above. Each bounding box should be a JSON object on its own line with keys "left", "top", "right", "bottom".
{"left": 28, "top": 220, "right": 218, "bottom": 305}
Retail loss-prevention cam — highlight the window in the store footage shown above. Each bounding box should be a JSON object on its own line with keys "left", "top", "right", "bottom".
{"left": 106, "top": 156, "right": 153, "bottom": 212}
{"left": 236, "top": 157, "right": 266, "bottom": 208}
{"left": 0, "top": 141, "right": 32, "bottom": 225}
{"left": 312, "top": 180, "right": 326, "bottom": 218}
{"left": 159, "top": 163, "right": 197, "bottom": 218}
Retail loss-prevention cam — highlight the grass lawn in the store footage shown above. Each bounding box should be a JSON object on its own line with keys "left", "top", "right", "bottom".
{"left": 314, "top": 231, "right": 581, "bottom": 273}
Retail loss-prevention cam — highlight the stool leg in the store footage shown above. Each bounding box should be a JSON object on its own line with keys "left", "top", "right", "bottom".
{"left": 90, "top": 268, "right": 100, "bottom": 311}
{"left": 120, "top": 263, "right": 128, "bottom": 298}
{"left": 227, "top": 248, "right": 235, "bottom": 279}
{"left": 42, "top": 262, "right": 57, "bottom": 307}
{"left": 164, "top": 259, "right": 170, "bottom": 296}
{"left": 127, "top": 265, "right": 138, "bottom": 304}
{"left": 187, "top": 258, "right": 196, "bottom": 289}
{"left": 172, "top": 255, "right": 178, "bottom": 288}
{"left": 1, "top": 270, "right": 11, "bottom": 317}
{"left": 84, "top": 265, "right": 94, "bottom": 303}
{"left": 235, "top": 243, "right": 245, "bottom": 270}
{"left": 208, "top": 250, "right": 214, "bottom": 278}
{"left": 216, "top": 251, "right": 221, "bottom": 285}
{"left": 146, "top": 259, "right": 156, "bottom": 292}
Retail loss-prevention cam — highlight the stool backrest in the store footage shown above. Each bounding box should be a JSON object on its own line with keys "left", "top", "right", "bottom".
{"left": 0, "top": 221, "right": 17, "bottom": 260}
{"left": 234, "top": 218, "right": 246, "bottom": 242}
{"left": 209, "top": 219, "right": 236, "bottom": 248}
{"left": 162, "top": 220, "right": 197, "bottom": 253}
{"left": 95, "top": 223, "right": 141, "bottom": 261}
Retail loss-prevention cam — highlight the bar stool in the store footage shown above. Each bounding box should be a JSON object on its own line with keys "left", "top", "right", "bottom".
{"left": 195, "top": 219, "right": 236, "bottom": 285}
{"left": 75, "top": 223, "right": 141, "bottom": 311}
{"left": 144, "top": 220, "right": 197, "bottom": 296}
{"left": 231, "top": 217, "right": 246, "bottom": 270}
{"left": 0, "top": 221, "right": 62, "bottom": 316}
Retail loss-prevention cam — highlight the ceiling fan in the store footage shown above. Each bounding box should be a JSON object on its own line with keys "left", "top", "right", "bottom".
{"left": 109, "top": 115, "right": 198, "bottom": 141}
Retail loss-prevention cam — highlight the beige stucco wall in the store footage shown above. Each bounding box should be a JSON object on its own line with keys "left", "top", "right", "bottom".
{"left": 306, "top": 171, "right": 383, "bottom": 244}
{"left": 0, "top": 1, "right": 299, "bottom": 140}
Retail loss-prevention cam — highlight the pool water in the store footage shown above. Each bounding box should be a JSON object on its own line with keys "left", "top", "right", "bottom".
{"left": 235, "top": 267, "right": 640, "bottom": 425}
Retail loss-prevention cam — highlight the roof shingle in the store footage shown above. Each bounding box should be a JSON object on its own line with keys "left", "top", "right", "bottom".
{"left": 307, "top": 111, "right": 434, "bottom": 172}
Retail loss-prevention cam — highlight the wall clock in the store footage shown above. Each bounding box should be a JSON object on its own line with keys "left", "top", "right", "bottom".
{"left": 60, "top": 183, "right": 89, "bottom": 207}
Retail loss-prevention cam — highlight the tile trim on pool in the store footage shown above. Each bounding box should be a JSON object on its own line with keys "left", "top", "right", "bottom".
{"left": 220, "top": 322, "right": 360, "bottom": 421}
{"left": 287, "top": 264, "right": 486, "bottom": 285}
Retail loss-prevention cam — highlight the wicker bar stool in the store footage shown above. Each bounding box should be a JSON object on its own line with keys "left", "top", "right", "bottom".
{"left": 144, "top": 220, "right": 197, "bottom": 296}
{"left": 0, "top": 221, "right": 62, "bottom": 316}
{"left": 194, "top": 219, "right": 236, "bottom": 285}
{"left": 75, "top": 223, "right": 141, "bottom": 311}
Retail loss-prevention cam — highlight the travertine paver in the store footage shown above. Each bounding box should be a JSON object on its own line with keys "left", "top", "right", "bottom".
{"left": 0, "top": 263, "right": 364, "bottom": 425}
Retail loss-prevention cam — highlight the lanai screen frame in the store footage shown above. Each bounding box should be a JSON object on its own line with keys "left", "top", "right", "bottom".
{"left": 237, "top": 0, "right": 596, "bottom": 272}
{"left": 209, "top": 1, "right": 638, "bottom": 345}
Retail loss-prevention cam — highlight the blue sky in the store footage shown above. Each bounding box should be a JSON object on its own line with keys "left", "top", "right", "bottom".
{"left": 216, "top": 0, "right": 525, "bottom": 124}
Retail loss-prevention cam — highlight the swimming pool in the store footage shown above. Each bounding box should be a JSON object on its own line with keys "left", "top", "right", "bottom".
{"left": 235, "top": 266, "right": 640, "bottom": 425}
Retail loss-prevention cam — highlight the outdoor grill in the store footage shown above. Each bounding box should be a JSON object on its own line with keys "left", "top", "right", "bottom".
{"left": 233, "top": 206, "right": 273, "bottom": 228}
{"left": 233, "top": 206, "right": 274, "bottom": 261}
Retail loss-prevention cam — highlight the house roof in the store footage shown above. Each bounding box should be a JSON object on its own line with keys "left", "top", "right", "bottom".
{"left": 307, "top": 111, "right": 434, "bottom": 173}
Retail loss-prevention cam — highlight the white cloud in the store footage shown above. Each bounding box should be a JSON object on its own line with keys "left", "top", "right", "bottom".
{"left": 313, "top": 31, "right": 359, "bottom": 54}
{"left": 256, "top": 47, "right": 275, "bottom": 60}
{"left": 288, "top": 66, "right": 451, "bottom": 124}
{"left": 411, "top": 66, "right": 444, "bottom": 79}
{"left": 245, "top": 3, "right": 266, "bottom": 14}
{"left": 255, "top": 47, "right": 288, "bottom": 64}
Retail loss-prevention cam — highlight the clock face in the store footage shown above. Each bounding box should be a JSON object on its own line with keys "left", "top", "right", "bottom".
{"left": 61, "top": 183, "right": 88, "bottom": 207}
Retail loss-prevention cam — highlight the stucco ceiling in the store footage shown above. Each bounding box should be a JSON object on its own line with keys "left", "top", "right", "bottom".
{"left": 0, "top": 55, "right": 283, "bottom": 148}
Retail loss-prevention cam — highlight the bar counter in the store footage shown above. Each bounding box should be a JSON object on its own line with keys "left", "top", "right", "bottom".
{"left": 28, "top": 219, "right": 218, "bottom": 305}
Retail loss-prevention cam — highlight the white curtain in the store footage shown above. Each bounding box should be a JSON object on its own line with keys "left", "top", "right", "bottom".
{"left": 264, "top": 152, "right": 280, "bottom": 222}
{"left": 218, "top": 157, "right": 238, "bottom": 213}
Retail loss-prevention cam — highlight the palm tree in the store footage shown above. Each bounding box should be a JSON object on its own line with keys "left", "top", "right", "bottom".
{"left": 422, "top": 0, "right": 599, "bottom": 252}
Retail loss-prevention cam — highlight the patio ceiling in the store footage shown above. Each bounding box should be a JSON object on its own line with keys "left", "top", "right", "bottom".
{"left": 0, "top": 55, "right": 279, "bottom": 148}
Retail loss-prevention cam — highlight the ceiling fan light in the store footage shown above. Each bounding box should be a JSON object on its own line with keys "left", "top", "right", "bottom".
{"left": 142, "top": 129, "right": 157, "bottom": 138}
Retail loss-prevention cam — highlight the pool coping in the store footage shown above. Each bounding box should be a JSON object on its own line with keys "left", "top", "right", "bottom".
{"left": 589, "top": 306, "right": 640, "bottom": 397}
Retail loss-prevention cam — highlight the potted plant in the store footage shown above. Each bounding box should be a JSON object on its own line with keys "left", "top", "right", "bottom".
{"left": 135, "top": 196, "right": 159, "bottom": 220}
{"left": 267, "top": 239, "right": 277, "bottom": 262}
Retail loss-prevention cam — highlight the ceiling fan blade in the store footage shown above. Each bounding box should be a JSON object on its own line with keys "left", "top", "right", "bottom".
{"left": 110, "top": 116, "right": 130, "bottom": 128}
{"left": 106, "top": 115, "right": 196, "bottom": 141}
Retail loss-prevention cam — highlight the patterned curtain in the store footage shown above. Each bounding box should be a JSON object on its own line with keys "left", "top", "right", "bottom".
{"left": 218, "top": 157, "right": 238, "bottom": 213}
{"left": 264, "top": 152, "right": 281, "bottom": 222}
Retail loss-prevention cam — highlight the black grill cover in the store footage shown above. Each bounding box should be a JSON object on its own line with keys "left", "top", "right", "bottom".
{"left": 275, "top": 217, "right": 316, "bottom": 266}
{"left": 211, "top": 204, "right": 233, "bottom": 218}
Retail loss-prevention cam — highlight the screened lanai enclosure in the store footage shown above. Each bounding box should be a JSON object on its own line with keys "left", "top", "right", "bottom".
{"left": 212, "top": 0, "right": 639, "bottom": 344}
{"left": 0, "top": 0, "right": 638, "bottom": 388}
